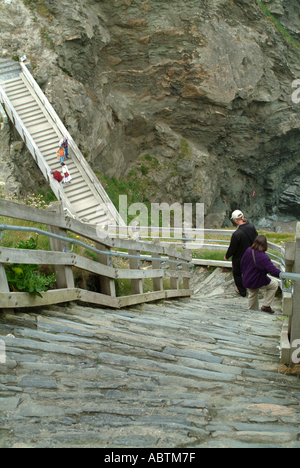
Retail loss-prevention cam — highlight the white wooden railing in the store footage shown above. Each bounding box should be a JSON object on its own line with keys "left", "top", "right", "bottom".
{"left": 20, "top": 63, "right": 125, "bottom": 227}
{"left": 0, "top": 84, "right": 75, "bottom": 217}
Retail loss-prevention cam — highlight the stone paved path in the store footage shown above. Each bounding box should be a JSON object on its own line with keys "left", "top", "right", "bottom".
{"left": 0, "top": 268, "right": 300, "bottom": 448}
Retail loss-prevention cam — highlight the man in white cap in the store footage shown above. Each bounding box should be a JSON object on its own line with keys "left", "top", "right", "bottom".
{"left": 225, "top": 210, "right": 258, "bottom": 297}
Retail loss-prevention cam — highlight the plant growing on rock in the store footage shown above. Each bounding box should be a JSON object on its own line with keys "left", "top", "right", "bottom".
{"left": 5, "top": 237, "right": 56, "bottom": 298}
{"left": 6, "top": 264, "right": 57, "bottom": 298}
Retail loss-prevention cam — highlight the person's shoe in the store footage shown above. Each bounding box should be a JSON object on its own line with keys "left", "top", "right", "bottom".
{"left": 261, "top": 306, "right": 275, "bottom": 314}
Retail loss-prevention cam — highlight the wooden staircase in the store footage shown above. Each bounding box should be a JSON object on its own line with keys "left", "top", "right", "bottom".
{"left": 0, "top": 59, "right": 124, "bottom": 227}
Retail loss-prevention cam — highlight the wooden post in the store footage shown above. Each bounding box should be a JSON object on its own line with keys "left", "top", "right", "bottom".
{"left": 95, "top": 242, "right": 116, "bottom": 297}
{"left": 285, "top": 242, "right": 296, "bottom": 273}
{"left": 128, "top": 250, "right": 143, "bottom": 295}
{"left": 169, "top": 253, "right": 179, "bottom": 291}
{"left": 46, "top": 203, "right": 75, "bottom": 290}
{"left": 290, "top": 223, "right": 300, "bottom": 366}
{"left": 182, "top": 263, "right": 190, "bottom": 291}
{"left": 284, "top": 242, "right": 295, "bottom": 338}
{"left": 0, "top": 264, "right": 13, "bottom": 314}
{"left": 152, "top": 253, "right": 163, "bottom": 292}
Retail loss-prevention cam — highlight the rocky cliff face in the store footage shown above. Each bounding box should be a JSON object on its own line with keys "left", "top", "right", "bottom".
{"left": 1, "top": 0, "right": 300, "bottom": 227}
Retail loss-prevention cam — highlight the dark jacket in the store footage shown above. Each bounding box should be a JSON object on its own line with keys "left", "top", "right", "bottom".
{"left": 241, "top": 247, "right": 281, "bottom": 289}
{"left": 225, "top": 223, "right": 258, "bottom": 267}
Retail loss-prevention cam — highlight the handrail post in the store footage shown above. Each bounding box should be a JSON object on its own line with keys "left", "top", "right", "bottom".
{"left": 128, "top": 250, "right": 143, "bottom": 295}
{"left": 152, "top": 252, "right": 163, "bottom": 292}
{"left": 95, "top": 242, "right": 116, "bottom": 298}
{"left": 46, "top": 202, "right": 75, "bottom": 290}
{"left": 169, "top": 249, "right": 179, "bottom": 290}
{"left": 0, "top": 263, "right": 13, "bottom": 314}
{"left": 182, "top": 247, "right": 191, "bottom": 290}
{"left": 290, "top": 223, "right": 300, "bottom": 366}
{"left": 284, "top": 241, "right": 295, "bottom": 340}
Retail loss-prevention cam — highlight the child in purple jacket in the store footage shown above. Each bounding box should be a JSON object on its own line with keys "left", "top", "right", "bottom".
{"left": 240, "top": 235, "right": 282, "bottom": 314}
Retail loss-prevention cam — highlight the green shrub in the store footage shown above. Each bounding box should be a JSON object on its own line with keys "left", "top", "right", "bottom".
{"left": 13, "top": 236, "right": 38, "bottom": 250}
{"left": 6, "top": 264, "right": 57, "bottom": 298}
{"left": 259, "top": 1, "right": 300, "bottom": 48}
{"left": 5, "top": 237, "right": 56, "bottom": 298}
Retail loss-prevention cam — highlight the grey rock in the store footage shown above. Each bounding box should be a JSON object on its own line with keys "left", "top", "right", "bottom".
{"left": 19, "top": 405, "right": 65, "bottom": 418}
{"left": 112, "top": 435, "right": 159, "bottom": 447}
{"left": 3, "top": 336, "right": 87, "bottom": 357}
{"left": 18, "top": 375, "right": 58, "bottom": 390}
{"left": 0, "top": 397, "right": 20, "bottom": 412}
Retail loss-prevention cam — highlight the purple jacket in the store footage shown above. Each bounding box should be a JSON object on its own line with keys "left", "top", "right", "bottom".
{"left": 240, "top": 247, "right": 281, "bottom": 290}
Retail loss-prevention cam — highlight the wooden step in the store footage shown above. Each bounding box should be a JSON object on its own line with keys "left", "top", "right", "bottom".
{"left": 12, "top": 96, "right": 36, "bottom": 107}
{"left": 35, "top": 131, "right": 57, "bottom": 143}
{"left": 3, "top": 82, "right": 25, "bottom": 93}
{"left": 73, "top": 196, "right": 98, "bottom": 212}
{"left": 6, "top": 89, "right": 30, "bottom": 100}
{"left": 30, "top": 127, "right": 53, "bottom": 138}
{"left": 22, "top": 114, "right": 46, "bottom": 126}
{"left": 18, "top": 105, "right": 40, "bottom": 117}
{"left": 67, "top": 187, "right": 90, "bottom": 200}
{"left": 24, "top": 117, "right": 48, "bottom": 128}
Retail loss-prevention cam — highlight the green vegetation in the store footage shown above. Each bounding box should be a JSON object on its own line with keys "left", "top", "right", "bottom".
{"left": 95, "top": 170, "right": 153, "bottom": 225}
{"left": 34, "top": 188, "right": 57, "bottom": 206}
{"left": 179, "top": 139, "right": 191, "bottom": 160}
{"left": 5, "top": 237, "right": 56, "bottom": 298}
{"left": 40, "top": 27, "right": 55, "bottom": 51}
{"left": 258, "top": 1, "right": 300, "bottom": 48}
{"left": 192, "top": 249, "right": 225, "bottom": 262}
{"left": 6, "top": 263, "right": 56, "bottom": 298}
{"left": 262, "top": 231, "right": 296, "bottom": 244}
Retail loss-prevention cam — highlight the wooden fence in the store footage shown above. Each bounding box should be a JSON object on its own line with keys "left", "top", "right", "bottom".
{"left": 2, "top": 198, "right": 300, "bottom": 367}
{"left": 0, "top": 200, "right": 192, "bottom": 312}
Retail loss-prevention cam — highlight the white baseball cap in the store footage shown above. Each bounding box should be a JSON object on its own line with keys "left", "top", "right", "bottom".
{"left": 231, "top": 210, "right": 244, "bottom": 220}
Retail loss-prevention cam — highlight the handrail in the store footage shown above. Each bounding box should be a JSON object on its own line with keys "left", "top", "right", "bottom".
{"left": 279, "top": 272, "right": 300, "bottom": 297}
{"left": 107, "top": 226, "right": 286, "bottom": 266}
{"left": 20, "top": 63, "right": 125, "bottom": 227}
{"left": 280, "top": 272, "right": 300, "bottom": 282}
{"left": 113, "top": 226, "right": 234, "bottom": 236}
{"left": 0, "top": 224, "right": 190, "bottom": 266}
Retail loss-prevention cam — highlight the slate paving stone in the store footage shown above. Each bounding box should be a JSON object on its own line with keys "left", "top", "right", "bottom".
{"left": 0, "top": 397, "right": 20, "bottom": 412}
{"left": 0, "top": 267, "right": 299, "bottom": 448}
{"left": 18, "top": 375, "right": 58, "bottom": 389}
{"left": 18, "top": 404, "right": 65, "bottom": 418}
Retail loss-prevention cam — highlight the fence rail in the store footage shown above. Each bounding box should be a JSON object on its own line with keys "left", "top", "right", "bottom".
{"left": 0, "top": 200, "right": 192, "bottom": 311}
{"left": 106, "top": 225, "right": 285, "bottom": 268}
